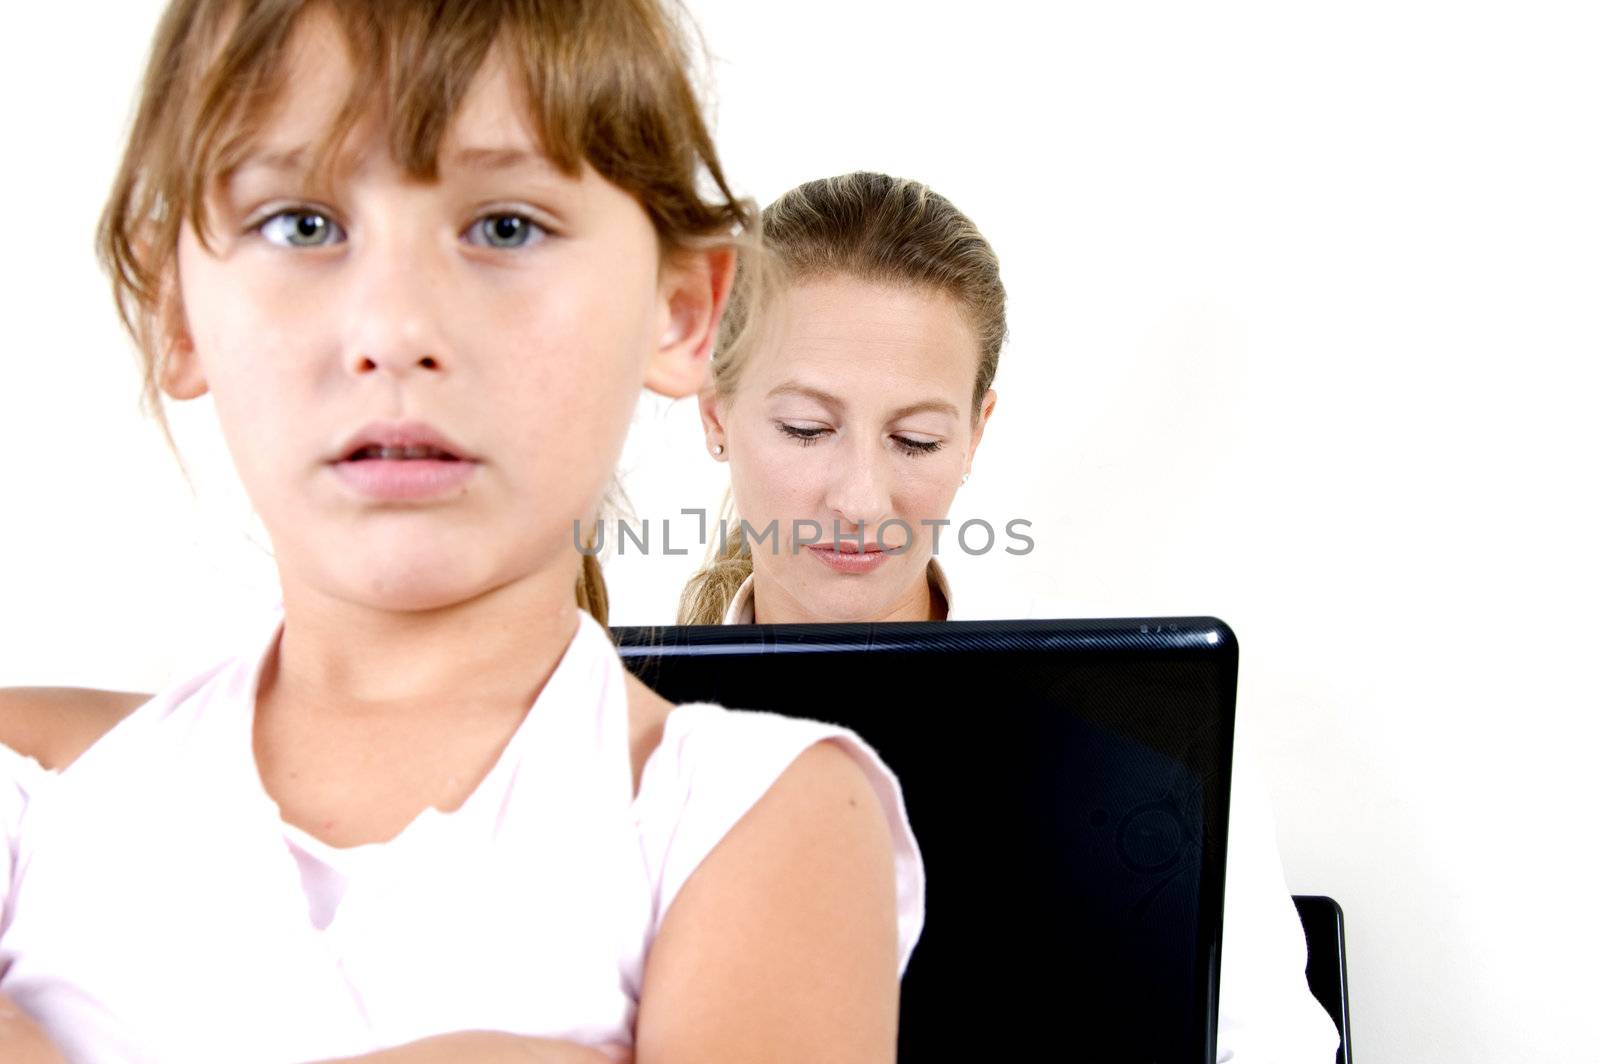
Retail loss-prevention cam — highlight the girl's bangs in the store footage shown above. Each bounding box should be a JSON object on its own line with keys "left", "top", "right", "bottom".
{"left": 182, "top": 0, "right": 567, "bottom": 246}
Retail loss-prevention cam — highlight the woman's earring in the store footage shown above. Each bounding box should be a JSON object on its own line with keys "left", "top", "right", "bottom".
{"left": 713, "top": 443, "right": 726, "bottom": 457}
{"left": 962, "top": 471, "right": 970, "bottom": 484}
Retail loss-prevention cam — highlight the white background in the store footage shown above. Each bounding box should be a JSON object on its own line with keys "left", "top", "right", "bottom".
{"left": 2, "top": 2, "right": 1597, "bottom": 1061}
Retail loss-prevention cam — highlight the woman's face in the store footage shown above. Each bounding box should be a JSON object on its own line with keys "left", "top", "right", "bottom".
{"left": 161, "top": 13, "right": 721, "bottom": 615}
{"left": 703, "top": 277, "right": 996, "bottom": 622}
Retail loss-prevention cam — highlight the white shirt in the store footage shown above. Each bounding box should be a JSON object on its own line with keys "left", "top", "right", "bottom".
{"left": 722, "top": 559, "right": 1341, "bottom": 1063}
{"left": 0, "top": 606, "right": 926, "bottom": 1064}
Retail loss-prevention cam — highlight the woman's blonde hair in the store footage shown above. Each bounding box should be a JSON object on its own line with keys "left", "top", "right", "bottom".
{"left": 677, "top": 171, "right": 1007, "bottom": 625}
{"left": 97, "top": 0, "right": 754, "bottom": 626}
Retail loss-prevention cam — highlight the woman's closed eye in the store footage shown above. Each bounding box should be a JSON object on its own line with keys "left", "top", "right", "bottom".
{"left": 252, "top": 208, "right": 550, "bottom": 251}
{"left": 777, "top": 422, "right": 829, "bottom": 447}
{"left": 776, "top": 422, "right": 944, "bottom": 457}
{"left": 895, "top": 435, "right": 943, "bottom": 456}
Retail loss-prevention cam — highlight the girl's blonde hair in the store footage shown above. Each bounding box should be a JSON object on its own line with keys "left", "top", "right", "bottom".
{"left": 97, "top": 0, "right": 754, "bottom": 626}
{"left": 677, "top": 171, "right": 1007, "bottom": 626}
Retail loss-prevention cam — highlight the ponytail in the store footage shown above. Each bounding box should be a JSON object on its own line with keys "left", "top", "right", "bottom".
{"left": 676, "top": 489, "right": 752, "bottom": 624}
{"left": 576, "top": 548, "right": 610, "bottom": 627}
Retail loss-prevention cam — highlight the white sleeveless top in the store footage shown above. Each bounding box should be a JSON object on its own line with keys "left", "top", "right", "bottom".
{"left": 0, "top": 607, "right": 926, "bottom": 1064}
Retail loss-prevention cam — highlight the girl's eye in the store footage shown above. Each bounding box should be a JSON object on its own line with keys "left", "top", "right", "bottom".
{"left": 258, "top": 210, "right": 343, "bottom": 248}
{"left": 778, "top": 423, "right": 829, "bottom": 447}
{"left": 467, "top": 213, "right": 547, "bottom": 250}
{"left": 895, "top": 436, "right": 944, "bottom": 457}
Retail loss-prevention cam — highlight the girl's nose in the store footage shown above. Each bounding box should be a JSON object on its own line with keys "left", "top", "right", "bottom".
{"left": 340, "top": 237, "right": 452, "bottom": 379}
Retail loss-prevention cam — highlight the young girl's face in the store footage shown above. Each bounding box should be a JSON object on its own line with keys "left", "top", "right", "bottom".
{"left": 706, "top": 277, "right": 995, "bottom": 622}
{"left": 163, "top": 13, "right": 697, "bottom": 613}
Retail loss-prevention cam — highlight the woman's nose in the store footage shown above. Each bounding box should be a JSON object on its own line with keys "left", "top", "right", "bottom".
{"left": 825, "top": 438, "right": 893, "bottom": 531}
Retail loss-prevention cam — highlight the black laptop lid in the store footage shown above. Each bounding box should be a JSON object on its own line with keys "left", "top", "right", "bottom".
{"left": 611, "top": 617, "right": 1237, "bottom": 1063}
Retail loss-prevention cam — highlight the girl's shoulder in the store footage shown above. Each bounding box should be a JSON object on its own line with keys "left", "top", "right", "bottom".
{"left": 632, "top": 699, "right": 927, "bottom": 975}
{"left": 623, "top": 669, "right": 675, "bottom": 800}
{"left": 0, "top": 640, "right": 245, "bottom": 792}
{"left": 1, "top": 688, "right": 160, "bottom": 877}
{"left": 0, "top": 687, "right": 154, "bottom": 773}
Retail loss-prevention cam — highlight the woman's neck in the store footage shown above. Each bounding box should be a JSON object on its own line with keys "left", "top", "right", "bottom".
{"left": 750, "top": 562, "right": 939, "bottom": 624}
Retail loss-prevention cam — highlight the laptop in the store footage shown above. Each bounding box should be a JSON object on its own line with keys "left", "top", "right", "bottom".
{"left": 610, "top": 617, "right": 1238, "bottom": 1063}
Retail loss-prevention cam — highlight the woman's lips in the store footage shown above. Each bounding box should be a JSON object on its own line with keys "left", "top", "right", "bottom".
{"left": 806, "top": 543, "right": 890, "bottom": 574}
{"left": 331, "top": 457, "right": 479, "bottom": 501}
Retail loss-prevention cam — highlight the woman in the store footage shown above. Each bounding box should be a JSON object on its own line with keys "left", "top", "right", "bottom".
{"left": 681, "top": 170, "right": 1341, "bottom": 1063}
{"left": 680, "top": 172, "right": 998, "bottom": 626}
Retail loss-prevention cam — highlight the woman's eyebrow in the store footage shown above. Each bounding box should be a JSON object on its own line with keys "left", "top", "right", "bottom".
{"left": 767, "top": 382, "right": 842, "bottom": 410}
{"left": 766, "top": 382, "right": 959, "bottom": 421}
{"left": 888, "top": 398, "right": 960, "bottom": 420}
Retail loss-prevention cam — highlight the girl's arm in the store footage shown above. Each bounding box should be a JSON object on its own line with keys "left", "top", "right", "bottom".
{"left": 0, "top": 1009, "right": 631, "bottom": 1064}
{"left": 0, "top": 688, "right": 149, "bottom": 770}
{"left": 633, "top": 738, "right": 902, "bottom": 1064}
{"left": 2, "top": 696, "right": 625, "bottom": 1064}
{"left": 306, "top": 1032, "right": 629, "bottom": 1064}
{"left": 0, "top": 994, "right": 69, "bottom": 1064}
{"left": 319, "top": 714, "right": 905, "bottom": 1064}
{"left": 1, "top": 697, "right": 899, "bottom": 1063}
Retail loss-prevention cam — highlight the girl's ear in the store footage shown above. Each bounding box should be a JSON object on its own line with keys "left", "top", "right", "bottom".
{"left": 155, "top": 266, "right": 208, "bottom": 401}
{"left": 644, "top": 245, "right": 737, "bottom": 400}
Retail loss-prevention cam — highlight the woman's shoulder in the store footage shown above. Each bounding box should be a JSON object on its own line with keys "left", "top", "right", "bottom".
{"left": 0, "top": 687, "right": 153, "bottom": 772}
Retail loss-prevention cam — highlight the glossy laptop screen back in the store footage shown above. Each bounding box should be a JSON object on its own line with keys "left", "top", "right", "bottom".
{"left": 611, "top": 617, "right": 1237, "bottom": 1063}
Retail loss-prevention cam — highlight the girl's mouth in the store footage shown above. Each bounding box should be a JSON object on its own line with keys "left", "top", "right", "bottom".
{"left": 332, "top": 453, "right": 479, "bottom": 501}
{"left": 346, "top": 445, "right": 463, "bottom": 462}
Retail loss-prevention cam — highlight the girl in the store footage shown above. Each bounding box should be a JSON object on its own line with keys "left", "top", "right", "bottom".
{"left": 680, "top": 170, "right": 1341, "bottom": 1062}
{"left": 0, "top": 6, "right": 923, "bottom": 1064}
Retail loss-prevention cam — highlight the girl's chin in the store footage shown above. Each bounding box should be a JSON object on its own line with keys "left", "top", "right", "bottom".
{"left": 338, "top": 586, "right": 488, "bottom": 614}
{"left": 296, "top": 563, "right": 504, "bottom": 615}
